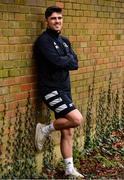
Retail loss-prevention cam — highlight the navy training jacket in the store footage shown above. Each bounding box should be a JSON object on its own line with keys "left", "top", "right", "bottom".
{"left": 34, "top": 28, "right": 78, "bottom": 95}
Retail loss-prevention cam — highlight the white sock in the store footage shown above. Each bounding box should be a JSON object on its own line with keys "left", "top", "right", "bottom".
{"left": 64, "top": 157, "right": 74, "bottom": 174}
{"left": 42, "top": 122, "right": 55, "bottom": 135}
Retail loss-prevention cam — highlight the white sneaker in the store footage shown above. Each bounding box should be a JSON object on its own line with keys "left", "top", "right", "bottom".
{"left": 35, "top": 123, "right": 48, "bottom": 151}
{"left": 65, "top": 168, "right": 84, "bottom": 178}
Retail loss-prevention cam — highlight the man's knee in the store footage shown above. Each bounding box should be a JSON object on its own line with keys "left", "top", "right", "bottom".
{"left": 66, "top": 109, "right": 83, "bottom": 127}
{"left": 73, "top": 115, "right": 83, "bottom": 127}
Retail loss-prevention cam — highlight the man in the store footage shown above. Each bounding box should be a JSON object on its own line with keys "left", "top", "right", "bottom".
{"left": 34, "top": 6, "right": 84, "bottom": 178}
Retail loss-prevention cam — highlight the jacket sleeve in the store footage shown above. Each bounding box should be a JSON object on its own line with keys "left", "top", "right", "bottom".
{"left": 61, "top": 36, "right": 78, "bottom": 63}
{"left": 38, "top": 37, "right": 78, "bottom": 70}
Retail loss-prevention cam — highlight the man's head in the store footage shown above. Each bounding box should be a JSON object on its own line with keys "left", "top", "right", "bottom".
{"left": 45, "top": 6, "right": 63, "bottom": 33}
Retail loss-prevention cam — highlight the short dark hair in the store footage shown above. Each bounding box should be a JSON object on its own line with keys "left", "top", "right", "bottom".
{"left": 45, "top": 6, "right": 62, "bottom": 19}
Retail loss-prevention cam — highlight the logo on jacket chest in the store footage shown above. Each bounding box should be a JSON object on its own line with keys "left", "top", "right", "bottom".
{"left": 63, "top": 42, "right": 68, "bottom": 48}
{"left": 54, "top": 41, "right": 69, "bottom": 50}
{"left": 54, "top": 42, "right": 59, "bottom": 49}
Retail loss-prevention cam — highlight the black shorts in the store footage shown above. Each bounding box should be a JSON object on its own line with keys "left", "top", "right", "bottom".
{"left": 42, "top": 90, "right": 76, "bottom": 119}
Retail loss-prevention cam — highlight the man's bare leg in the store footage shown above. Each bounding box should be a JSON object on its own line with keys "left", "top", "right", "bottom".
{"left": 60, "top": 128, "right": 75, "bottom": 175}
{"left": 53, "top": 109, "right": 83, "bottom": 130}
{"left": 35, "top": 109, "right": 84, "bottom": 177}
{"left": 60, "top": 128, "right": 73, "bottom": 158}
{"left": 40, "top": 109, "right": 83, "bottom": 136}
{"left": 56, "top": 110, "right": 84, "bottom": 176}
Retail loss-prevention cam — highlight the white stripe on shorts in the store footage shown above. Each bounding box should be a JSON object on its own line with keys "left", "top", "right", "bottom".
{"left": 55, "top": 104, "right": 67, "bottom": 113}
{"left": 44, "top": 90, "right": 58, "bottom": 100}
{"left": 49, "top": 97, "right": 62, "bottom": 106}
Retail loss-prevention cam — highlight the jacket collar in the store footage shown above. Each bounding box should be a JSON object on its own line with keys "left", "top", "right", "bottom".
{"left": 46, "top": 28, "right": 60, "bottom": 39}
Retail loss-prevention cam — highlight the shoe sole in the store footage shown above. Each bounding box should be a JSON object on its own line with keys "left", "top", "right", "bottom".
{"left": 65, "top": 169, "right": 84, "bottom": 178}
{"left": 35, "top": 123, "right": 44, "bottom": 151}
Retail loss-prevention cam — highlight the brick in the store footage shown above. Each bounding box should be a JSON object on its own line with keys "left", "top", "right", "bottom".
{"left": 0, "top": 95, "right": 4, "bottom": 103}
{"left": 5, "top": 101, "right": 18, "bottom": 111}
{"left": 65, "top": 3, "right": 72, "bottom": 9}
{"left": 84, "top": 10, "right": 91, "bottom": 17}
{"left": 4, "top": 94, "right": 15, "bottom": 103}
{"left": 9, "top": 36, "right": 31, "bottom": 44}
{"left": 0, "top": 12, "right": 2, "bottom": 20}
{"left": 0, "top": 21, "right": 8, "bottom": 28}
{"left": 0, "top": 112, "right": 3, "bottom": 122}
{"left": 46, "top": 1, "right": 55, "bottom": 7}
{"left": 15, "top": 13, "right": 25, "bottom": 20}
{"left": 0, "top": 5, "right": 8, "bottom": 12}
{"left": 2, "top": 29, "right": 14, "bottom": 37}
{"left": 0, "top": 104, "right": 5, "bottom": 112}
{"left": 72, "top": 16, "right": 80, "bottom": 22}
{"left": 0, "top": 62, "right": 3, "bottom": 69}
{"left": 0, "top": 53, "right": 8, "bottom": 60}
{"left": 68, "top": 36, "right": 76, "bottom": 42}
{"left": 14, "top": 29, "right": 26, "bottom": 36}
{"left": 14, "top": 45, "right": 25, "bottom": 52}
{"left": 64, "top": 16, "right": 72, "bottom": 22}
{"left": 14, "top": 0, "right": 25, "bottom": 5}
{"left": 75, "top": 10, "right": 82, "bottom": 16}
{"left": 9, "top": 52, "right": 25, "bottom": 60}
{"left": 0, "top": 69, "right": 9, "bottom": 78}
{"left": 9, "top": 69, "right": 20, "bottom": 77}
{"left": 0, "top": 87, "right": 9, "bottom": 95}
{"left": 5, "top": 110, "right": 16, "bottom": 119}
{"left": 2, "top": 12, "right": 14, "bottom": 20}
{"left": 30, "top": 6, "right": 44, "bottom": 14}
{"left": 0, "top": 37, "right": 8, "bottom": 45}
{"left": 20, "top": 83, "right": 33, "bottom": 91}
{"left": 98, "top": 47, "right": 104, "bottom": 53}
{"left": 0, "top": 29, "right": 3, "bottom": 37}
{"left": 3, "top": 61, "right": 16, "bottom": 69}
{"left": 80, "top": 42, "right": 87, "bottom": 48}
{"left": 26, "top": 29, "right": 38, "bottom": 36}
{"left": 20, "top": 67, "right": 35, "bottom": 76}
{"left": 25, "top": 0, "right": 46, "bottom": 6}
{"left": 63, "top": 29, "right": 72, "bottom": 36}
{"left": 15, "top": 92, "right": 28, "bottom": 100}
{"left": 63, "top": 9, "right": 67, "bottom": 16}
{"left": 25, "top": 0, "right": 37, "bottom": 6}
{"left": 0, "top": 45, "right": 10, "bottom": 53}
{"left": 73, "top": 3, "right": 81, "bottom": 10}
{"left": 7, "top": 4, "right": 26, "bottom": 13}
{"left": 17, "top": 60, "right": 29, "bottom": 67}
{"left": 10, "top": 85, "right": 20, "bottom": 93}
{"left": 8, "top": 45, "right": 15, "bottom": 52}
{"left": 90, "top": 11, "right": 97, "bottom": 17}
{"left": 26, "top": 14, "right": 41, "bottom": 21}
{"left": 8, "top": 21, "right": 20, "bottom": 28}
{"left": 0, "top": 0, "right": 14, "bottom": 3}
{"left": 56, "top": 2, "right": 64, "bottom": 8}
{"left": 2, "top": 78, "right": 16, "bottom": 86}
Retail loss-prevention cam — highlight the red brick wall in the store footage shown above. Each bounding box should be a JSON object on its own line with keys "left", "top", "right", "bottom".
{"left": 0, "top": 0, "right": 124, "bottom": 119}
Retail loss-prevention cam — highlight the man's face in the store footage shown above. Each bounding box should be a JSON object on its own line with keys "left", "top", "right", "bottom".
{"left": 46, "top": 12, "right": 63, "bottom": 33}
